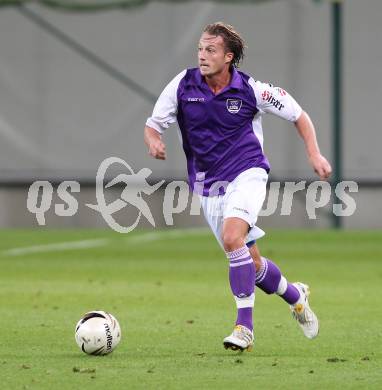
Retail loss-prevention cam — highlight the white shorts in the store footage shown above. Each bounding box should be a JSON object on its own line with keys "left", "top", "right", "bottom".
{"left": 199, "top": 168, "right": 268, "bottom": 249}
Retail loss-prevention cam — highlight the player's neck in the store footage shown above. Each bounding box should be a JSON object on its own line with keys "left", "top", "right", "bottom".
{"left": 204, "top": 67, "right": 232, "bottom": 95}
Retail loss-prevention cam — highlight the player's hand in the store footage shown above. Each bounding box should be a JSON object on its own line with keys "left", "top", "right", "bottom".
{"left": 309, "top": 154, "right": 332, "bottom": 180}
{"left": 148, "top": 139, "right": 167, "bottom": 160}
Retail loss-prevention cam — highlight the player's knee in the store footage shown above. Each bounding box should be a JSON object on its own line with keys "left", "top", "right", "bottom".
{"left": 222, "top": 232, "right": 244, "bottom": 252}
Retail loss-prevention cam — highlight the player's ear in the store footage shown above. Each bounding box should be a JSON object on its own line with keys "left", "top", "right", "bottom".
{"left": 225, "top": 52, "right": 234, "bottom": 65}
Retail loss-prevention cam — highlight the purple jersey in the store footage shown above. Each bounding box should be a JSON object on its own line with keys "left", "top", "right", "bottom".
{"left": 146, "top": 67, "right": 302, "bottom": 196}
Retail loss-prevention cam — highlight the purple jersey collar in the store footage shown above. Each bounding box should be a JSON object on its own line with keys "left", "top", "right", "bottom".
{"left": 194, "top": 67, "right": 243, "bottom": 90}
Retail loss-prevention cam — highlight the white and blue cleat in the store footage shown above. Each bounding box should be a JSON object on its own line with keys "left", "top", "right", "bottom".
{"left": 223, "top": 325, "right": 254, "bottom": 352}
{"left": 290, "top": 282, "right": 319, "bottom": 339}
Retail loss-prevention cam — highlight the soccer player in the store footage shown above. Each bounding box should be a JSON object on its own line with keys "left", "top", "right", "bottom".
{"left": 144, "top": 22, "right": 332, "bottom": 351}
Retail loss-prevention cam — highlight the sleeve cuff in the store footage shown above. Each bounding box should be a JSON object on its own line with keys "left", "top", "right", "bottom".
{"left": 293, "top": 106, "right": 303, "bottom": 122}
{"left": 146, "top": 118, "right": 164, "bottom": 134}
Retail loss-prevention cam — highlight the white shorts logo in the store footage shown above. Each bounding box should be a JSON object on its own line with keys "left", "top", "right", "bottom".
{"left": 226, "top": 99, "right": 242, "bottom": 113}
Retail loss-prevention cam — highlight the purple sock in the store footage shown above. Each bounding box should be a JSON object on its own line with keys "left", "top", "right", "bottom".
{"left": 227, "top": 246, "right": 256, "bottom": 331}
{"left": 236, "top": 308, "right": 253, "bottom": 330}
{"left": 255, "top": 257, "right": 281, "bottom": 294}
{"left": 281, "top": 283, "right": 300, "bottom": 305}
{"left": 256, "top": 257, "right": 301, "bottom": 304}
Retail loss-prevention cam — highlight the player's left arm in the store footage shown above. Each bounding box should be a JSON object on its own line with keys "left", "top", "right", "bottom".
{"left": 294, "top": 111, "right": 332, "bottom": 180}
{"left": 250, "top": 79, "right": 332, "bottom": 180}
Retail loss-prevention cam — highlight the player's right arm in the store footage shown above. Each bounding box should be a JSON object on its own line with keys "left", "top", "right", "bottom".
{"left": 144, "top": 125, "right": 166, "bottom": 160}
{"left": 144, "top": 70, "right": 186, "bottom": 160}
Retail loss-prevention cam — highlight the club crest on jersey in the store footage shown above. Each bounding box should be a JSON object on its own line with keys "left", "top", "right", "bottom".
{"left": 226, "top": 99, "right": 242, "bottom": 114}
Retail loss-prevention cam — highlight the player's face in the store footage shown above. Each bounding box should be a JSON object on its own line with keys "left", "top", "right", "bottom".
{"left": 198, "top": 33, "right": 233, "bottom": 77}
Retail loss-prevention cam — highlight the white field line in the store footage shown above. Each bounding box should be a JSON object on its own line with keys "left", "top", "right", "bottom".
{"left": 3, "top": 238, "right": 109, "bottom": 256}
{"left": 125, "top": 228, "right": 211, "bottom": 244}
{"left": 2, "top": 228, "right": 211, "bottom": 256}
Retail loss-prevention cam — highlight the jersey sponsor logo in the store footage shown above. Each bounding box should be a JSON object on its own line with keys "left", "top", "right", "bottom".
{"left": 261, "top": 90, "right": 285, "bottom": 111}
{"left": 187, "top": 97, "right": 205, "bottom": 102}
{"left": 277, "top": 87, "right": 286, "bottom": 96}
{"left": 226, "top": 98, "right": 242, "bottom": 114}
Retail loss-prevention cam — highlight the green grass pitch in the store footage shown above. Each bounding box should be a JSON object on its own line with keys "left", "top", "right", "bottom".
{"left": 0, "top": 229, "right": 381, "bottom": 389}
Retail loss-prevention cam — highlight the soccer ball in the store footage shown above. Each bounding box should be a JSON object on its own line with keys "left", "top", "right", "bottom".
{"left": 75, "top": 310, "right": 121, "bottom": 355}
